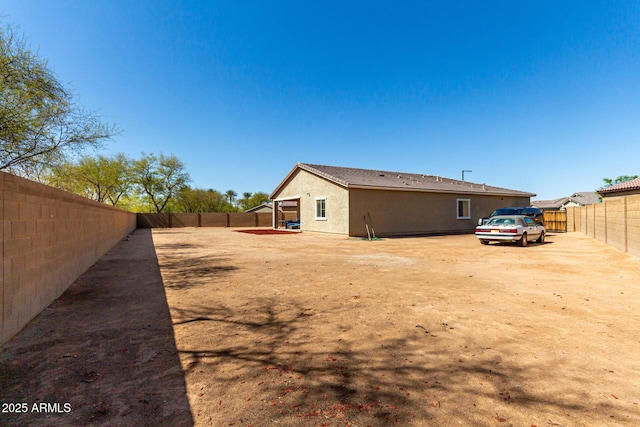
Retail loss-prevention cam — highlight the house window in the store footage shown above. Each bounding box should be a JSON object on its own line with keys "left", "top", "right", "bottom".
{"left": 457, "top": 199, "right": 471, "bottom": 219}
{"left": 315, "top": 198, "right": 326, "bottom": 220}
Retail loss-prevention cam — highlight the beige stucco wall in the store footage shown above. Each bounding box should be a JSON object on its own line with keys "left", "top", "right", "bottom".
{"left": 1, "top": 172, "right": 136, "bottom": 344}
{"left": 273, "top": 169, "right": 349, "bottom": 234}
{"left": 348, "top": 188, "right": 531, "bottom": 237}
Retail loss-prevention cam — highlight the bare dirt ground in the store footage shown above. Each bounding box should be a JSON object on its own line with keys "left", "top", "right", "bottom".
{"left": 2, "top": 228, "right": 640, "bottom": 426}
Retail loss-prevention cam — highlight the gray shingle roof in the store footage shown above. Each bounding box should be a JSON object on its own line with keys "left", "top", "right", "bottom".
{"left": 272, "top": 163, "right": 535, "bottom": 198}
{"left": 599, "top": 177, "right": 640, "bottom": 194}
{"left": 569, "top": 192, "right": 601, "bottom": 205}
{"left": 532, "top": 197, "right": 570, "bottom": 209}
{"left": 532, "top": 192, "right": 600, "bottom": 209}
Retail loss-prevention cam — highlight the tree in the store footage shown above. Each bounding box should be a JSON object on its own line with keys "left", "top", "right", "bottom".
{"left": 238, "top": 192, "right": 252, "bottom": 211}
{"left": 0, "top": 23, "right": 117, "bottom": 178}
{"left": 224, "top": 189, "right": 238, "bottom": 206}
{"left": 602, "top": 175, "right": 638, "bottom": 187}
{"left": 175, "top": 187, "right": 226, "bottom": 212}
{"left": 47, "top": 153, "right": 132, "bottom": 206}
{"left": 133, "top": 153, "right": 190, "bottom": 213}
{"left": 239, "top": 191, "right": 270, "bottom": 211}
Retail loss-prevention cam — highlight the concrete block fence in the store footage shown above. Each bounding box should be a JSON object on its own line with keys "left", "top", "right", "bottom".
{"left": 136, "top": 211, "right": 296, "bottom": 228}
{"left": 1, "top": 172, "right": 136, "bottom": 344}
{"left": 566, "top": 194, "right": 640, "bottom": 257}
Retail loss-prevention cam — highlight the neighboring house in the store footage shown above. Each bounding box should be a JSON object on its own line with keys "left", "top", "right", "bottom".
{"left": 270, "top": 163, "right": 535, "bottom": 237}
{"left": 598, "top": 177, "right": 640, "bottom": 199}
{"left": 532, "top": 192, "right": 601, "bottom": 211}
{"left": 245, "top": 203, "right": 274, "bottom": 213}
{"left": 245, "top": 201, "right": 298, "bottom": 213}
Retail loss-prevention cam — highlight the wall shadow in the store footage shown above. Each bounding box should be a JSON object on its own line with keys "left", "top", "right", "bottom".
{"left": 0, "top": 229, "right": 193, "bottom": 426}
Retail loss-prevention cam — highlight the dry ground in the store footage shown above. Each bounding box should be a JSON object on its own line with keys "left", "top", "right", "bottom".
{"left": 154, "top": 228, "right": 640, "bottom": 426}
{"left": 2, "top": 228, "right": 640, "bottom": 426}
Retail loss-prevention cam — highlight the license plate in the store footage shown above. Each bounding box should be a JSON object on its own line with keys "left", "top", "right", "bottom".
{"left": 491, "top": 229, "right": 500, "bottom": 233}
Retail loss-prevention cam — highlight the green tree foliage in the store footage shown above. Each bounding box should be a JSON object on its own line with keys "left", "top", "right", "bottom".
{"left": 239, "top": 191, "right": 270, "bottom": 211}
{"left": 132, "top": 153, "right": 191, "bottom": 213}
{"left": 224, "top": 189, "right": 238, "bottom": 211}
{"left": 0, "top": 23, "right": 117, "bottom": 178}
{"left": 36, "top": 149, "right": 269, "bottom": 213}
{"left": 239, "top": 192, "right": 253, "bottom": 211}
{"left": 175, "top": 187, "right": 226, "bottom": 212}
{"left": 602, "top": 175, "right": 638, "bottom": 187}
{"left": 47, "top": 153, "right": 132, "bottom": 206}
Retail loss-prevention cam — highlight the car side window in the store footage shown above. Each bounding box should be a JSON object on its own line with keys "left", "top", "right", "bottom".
{"left": 524, "top": 217, "right": 534, "bottom": 225}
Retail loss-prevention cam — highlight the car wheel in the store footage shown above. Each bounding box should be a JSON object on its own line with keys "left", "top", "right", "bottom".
{"left": 519, "top": 233, "right": 528, "bottom": 247}
{"left": 480, "top": 239, "right": 489, "bottom": 245}
{"left": 536, "top": 231, "right": 545, "bottom": 244}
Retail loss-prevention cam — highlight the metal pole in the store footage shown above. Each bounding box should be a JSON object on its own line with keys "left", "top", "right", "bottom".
{"left": 462, "top": 170, "right": 472, "bottom": 181}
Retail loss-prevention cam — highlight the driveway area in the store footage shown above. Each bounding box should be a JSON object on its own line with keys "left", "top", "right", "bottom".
{"left": 2, "top": 228, "right": 640, "bottom": 426}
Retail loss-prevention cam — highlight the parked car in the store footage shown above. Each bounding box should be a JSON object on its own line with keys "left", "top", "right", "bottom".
{"left": 475, "top": 215, "right": 545, "bottom": 246}
{"left": 478, "top": 206, "right": 544, "bottom": 226}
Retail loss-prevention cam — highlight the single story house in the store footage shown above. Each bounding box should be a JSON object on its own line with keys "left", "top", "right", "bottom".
{"left": 270, "top": 163, "right": 535, "bottom": 237}
{"left": 245, "top": 201, "right": 298, "bottom": 214}
{"left": 245, "top": 203, "right": 273, "bottom": 213}
{"left": 598, "top": 177, "right": 640, "bottom": 199}
{"left": 532, "top": 192, "right": 600, "bottom": 210}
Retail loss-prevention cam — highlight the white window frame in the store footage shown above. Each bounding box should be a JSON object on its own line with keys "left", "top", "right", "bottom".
{"left": 315, "top": 197, "right": 327, "bottom": 220}
{"left": 457, "top": 198, "right": 471, "bottom": 219}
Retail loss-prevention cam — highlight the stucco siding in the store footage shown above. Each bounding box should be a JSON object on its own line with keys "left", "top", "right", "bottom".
{"left": 274, "top": 169, "right": 349, "bottom": 234}
{"left": 348, "top": 189, "right": 530, "bottom": 237}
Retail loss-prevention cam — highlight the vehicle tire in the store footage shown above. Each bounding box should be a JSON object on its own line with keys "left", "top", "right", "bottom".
{"left": 536, "top": 231, "right": 545, "bottom": 244}
{"left": 480, "top": 239, "right": 489, "bottom": 245}
{"left": 519, "top": 233, "right": 528, "bottom": 247}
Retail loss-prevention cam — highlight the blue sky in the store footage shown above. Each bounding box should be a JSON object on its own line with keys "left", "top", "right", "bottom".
{"left": 3, "top": 1, "right": 639, "bottom": 200}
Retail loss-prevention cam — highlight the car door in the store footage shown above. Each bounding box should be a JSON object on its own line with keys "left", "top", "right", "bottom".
{"left": 523, "top": 216, "right": 539, "bottom": 238}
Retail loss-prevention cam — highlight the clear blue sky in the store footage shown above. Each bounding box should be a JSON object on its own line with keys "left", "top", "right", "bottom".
{"left": 3, "top": 1, "right": 639, "bottom": 200}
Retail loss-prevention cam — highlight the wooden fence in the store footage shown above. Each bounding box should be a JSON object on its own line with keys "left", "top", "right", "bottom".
{"left": 543, "top": 210, "right": 567, "bottom": 232}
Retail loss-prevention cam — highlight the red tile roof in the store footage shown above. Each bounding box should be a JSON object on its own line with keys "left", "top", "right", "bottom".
{"left": 599, "top": 177, "right": 640, "bottom": 194}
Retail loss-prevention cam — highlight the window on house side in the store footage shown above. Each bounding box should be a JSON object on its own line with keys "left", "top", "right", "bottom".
{"left": 457, "top": 199, "right": 470, "bottom": 219}
{"left": 315, "top": 198, "right": 326, "bottom": 220}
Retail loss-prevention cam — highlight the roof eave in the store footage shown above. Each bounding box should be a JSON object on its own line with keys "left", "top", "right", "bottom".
{"left": 347, "top": 184, "right": 535, "bottom": 197}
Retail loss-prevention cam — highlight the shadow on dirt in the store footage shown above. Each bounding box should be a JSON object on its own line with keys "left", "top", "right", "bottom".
{"left": 159, "top": 256, "right": 238, "bottom": 291}
{"left": 169, "top": 298, "right": 623, "bottom": 425}
{"left": 0, "top": 229, "right": 193, "bottom": 426}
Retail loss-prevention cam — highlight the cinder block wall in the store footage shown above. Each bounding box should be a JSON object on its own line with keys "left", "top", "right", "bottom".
{"left": 606, "top": 198, "right": 626, "bottom": 253}
{"left": 567, "top": 195, "right": 640, "bottom": 258}
{"left": 1, "top": 172, "right": 136, "bottom": 344}
{"left": 138, "top": 212, "right": 276, "bottom": 228}
{"left": 228, "top": 213, "right": 256, "bottom": 227}
{"left": 626, "top": 196, "right": 640, "bottom": 257}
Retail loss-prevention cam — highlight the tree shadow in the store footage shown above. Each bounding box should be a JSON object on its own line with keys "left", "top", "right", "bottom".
{"left": 159, "top": 255, "right": 238, "bottom": 291}
{"left": 0, "top": 229, "right": 193, "bottom": 426}
{"left": 168, "top": 297, "right": 629, "bottom": 425}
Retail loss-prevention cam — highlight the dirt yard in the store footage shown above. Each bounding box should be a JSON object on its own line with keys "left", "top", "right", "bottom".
{"left": 2, "top": 228, "right": 640, "bottom": 426}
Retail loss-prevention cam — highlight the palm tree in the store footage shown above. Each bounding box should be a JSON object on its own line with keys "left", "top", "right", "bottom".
{"left": 225, "top": 189, "right": 237, "bottom": 205}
